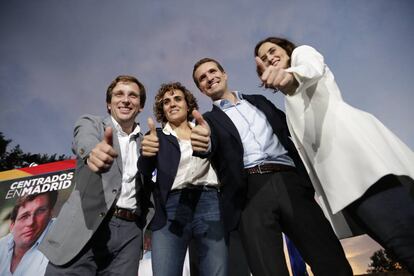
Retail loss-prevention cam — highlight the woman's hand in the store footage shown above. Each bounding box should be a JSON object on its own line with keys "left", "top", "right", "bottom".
{"left": 256, "top": 57, "right": 298, "bottom": 95}
{"left": 141, "top": 118, "right": 159, "bottom": 157}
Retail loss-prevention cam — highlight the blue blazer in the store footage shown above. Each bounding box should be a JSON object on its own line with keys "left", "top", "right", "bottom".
{"left": 201, "top": 94, "right": 311, "bottom": 232}
{"left": 138, "top": 129, "right": 182, "bottom": 230}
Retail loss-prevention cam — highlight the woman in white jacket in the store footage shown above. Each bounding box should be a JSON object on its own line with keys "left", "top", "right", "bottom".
{"left": 254, "top": 36, "right": 414, "bottom": 272}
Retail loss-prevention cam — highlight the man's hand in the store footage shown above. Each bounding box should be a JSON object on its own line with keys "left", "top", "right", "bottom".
{"left": 87, "top": 127, "right": 118, "bottom": 172}
{"left": 141, "top": 117, "right": 159, "bottom": 157}
{"left": 191, "top": 110, "right": 211, "bottom": 152}
{"left": 256, "top": 57, "right": 298, "bottom": 95}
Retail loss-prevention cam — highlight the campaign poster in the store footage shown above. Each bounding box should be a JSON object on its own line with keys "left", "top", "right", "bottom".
{"left": 0, "top": 159, "right": 76, "bottom": 275}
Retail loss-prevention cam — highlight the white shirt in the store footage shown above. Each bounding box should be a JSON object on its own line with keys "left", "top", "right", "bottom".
{"left": 111, "top": 117, "right": 141, "bottom": 211}
{"left": 0, "top": 219, "right": 54, "bottom": 276}
{"left": 162, "top": 122, "right": 220, "bottom": 190}
{"left": 214, "top": 91, "right": 295, "bottom": 168}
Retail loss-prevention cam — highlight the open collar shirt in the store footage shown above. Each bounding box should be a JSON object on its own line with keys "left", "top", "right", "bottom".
{"left": 111, "top": 117, "right": 141, "bottom": 211}
{"left": 163, "top": 122, "right": 219, "bottom": 190}
{"left": 213, "top": 91, "right": 294, "bottom": 168}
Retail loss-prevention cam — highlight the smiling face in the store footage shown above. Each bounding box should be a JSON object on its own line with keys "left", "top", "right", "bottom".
{"left": 107, "top": 81, "right": 143, "bottom": 129}
{"left": 194, "top": 61, "right": 228, "bottom": 101}
{"left": 10, "top": 194, "right": 52, "bottom": 251}
{"left": 162, "top": 89, "right": 189, "bottom": 126}
{"left": 257, "top": 42, "right": 290, "bottom": 70}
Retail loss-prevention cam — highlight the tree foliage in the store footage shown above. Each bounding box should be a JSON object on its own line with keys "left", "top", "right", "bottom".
{"left": 0, "top": 132, "right": 68, "bottom": 171}
{"left": 367, "top": 249, "right": 404, "bottom": 273}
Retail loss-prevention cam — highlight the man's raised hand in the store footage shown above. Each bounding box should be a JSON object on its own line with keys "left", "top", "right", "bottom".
{"left": 87, "top": 127, "right": 118, "bottom": 172}
{"left": 191, "top": 110, "right": 211, "bottom": 152}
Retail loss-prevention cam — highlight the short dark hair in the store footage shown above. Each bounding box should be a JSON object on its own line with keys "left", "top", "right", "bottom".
{"left": 154, "top": 82, "right": 199, "bottom": 124}
{"left": 192, "top": 58, "right": 225, "bottom": 88}
{"left": 106, "top": 75, "right": 146, "bottom": 114}
{"left": 254, "top": 37, "right": 296, "bottom": 76}
{"left": 10, "top": 191, "right": 58, "bottom": 222}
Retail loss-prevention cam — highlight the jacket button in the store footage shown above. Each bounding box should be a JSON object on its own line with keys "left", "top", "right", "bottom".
{"left": 112, "top": 189, "right": 117, "bottom": 194}
{"left": 79, "top": 148, "right": 85, "bottom": 155}
{"left": 100, "top": 212, "right": 106, "bottom": 217}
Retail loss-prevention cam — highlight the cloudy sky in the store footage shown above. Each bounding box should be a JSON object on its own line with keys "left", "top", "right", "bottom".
{"left": 1, "top": 0, "right": 413, "bottom": 274}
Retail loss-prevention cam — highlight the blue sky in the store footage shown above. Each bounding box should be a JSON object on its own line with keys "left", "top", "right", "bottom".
{"left": 1, "top": 0, "right": 413, "bottom": 273}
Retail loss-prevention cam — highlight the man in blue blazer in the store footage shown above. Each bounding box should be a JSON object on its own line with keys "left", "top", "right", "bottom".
{"left": 39, "top": 75, "right": 153, "bottom": 275}
{"left": 190, "top": 58, "right": 352, "bottom": 276}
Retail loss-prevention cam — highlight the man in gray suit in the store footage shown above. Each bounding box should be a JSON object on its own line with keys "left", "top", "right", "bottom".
{"left": 39, "top": 75, "right": 153, "bottom": 275}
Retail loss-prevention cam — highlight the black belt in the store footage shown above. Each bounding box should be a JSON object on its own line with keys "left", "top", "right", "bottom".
{"left": 111, "top": 206, "right": 138, "bottom": 221}
{"left": 245, "top": 163, "right": 295, "bottom": 175}
{"left": 170, "top": 185, "right": 219, "bottom": 194}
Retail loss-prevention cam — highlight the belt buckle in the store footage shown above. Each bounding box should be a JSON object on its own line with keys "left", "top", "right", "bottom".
{"left": 257, "top": 164, "right": 264, "bottom": 174}
{"left": 114, "top": 207, "right": 121, "bottom": 217}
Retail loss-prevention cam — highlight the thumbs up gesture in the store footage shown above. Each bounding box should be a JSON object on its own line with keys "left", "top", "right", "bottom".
{"left": 141, "top": 117, "right": 159, "bottom": 157}
{"left": 191, "top": 110, "right": 211, "bottom": 152}
{"left": 255, "top": 57, "right": 297, "bottom": 95}
{"left": 87, "top": 127, "right": 118, "bottom": 172}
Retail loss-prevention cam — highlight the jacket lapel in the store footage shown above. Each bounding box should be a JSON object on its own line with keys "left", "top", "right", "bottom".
{"left": 103, "top": 116, "right": 122, "bottom": 174}
{"left": 164, "top": 132, "right": 180, "bottom": 151}
{"left": 135, "top": 128, "right": 143, "bottom": 157}
{"left": 209, "top": 105, "right": 243, "bottom": 147}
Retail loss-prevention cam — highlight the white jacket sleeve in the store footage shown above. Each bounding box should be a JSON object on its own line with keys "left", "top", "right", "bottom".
{"left": 285, "top": 45, "right": 326, "bottom": 95}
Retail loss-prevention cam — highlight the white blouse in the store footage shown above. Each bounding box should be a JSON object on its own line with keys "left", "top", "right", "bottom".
{"left": 163, "top": 122, "right": 220, "bottom": 191}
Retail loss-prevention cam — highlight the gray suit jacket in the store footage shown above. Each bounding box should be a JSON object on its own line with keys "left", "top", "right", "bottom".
{"left": 39, "top": 115, "right": 154, "bottom": 265}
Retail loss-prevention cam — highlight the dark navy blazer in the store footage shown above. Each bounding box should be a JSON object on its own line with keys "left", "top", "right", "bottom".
{"left": 138, "top": 128, "right": 182, "bottom": 230}
{"left": 201, "top": 94, "right": 312, "bottom": 232}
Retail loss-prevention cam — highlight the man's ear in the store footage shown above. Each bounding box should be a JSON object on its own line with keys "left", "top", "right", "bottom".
{"left": 9, "top": 221, "right": 14, "bottom": 232}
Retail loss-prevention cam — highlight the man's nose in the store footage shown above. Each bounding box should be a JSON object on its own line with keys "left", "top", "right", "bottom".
{"left": 26, "top": 215, "right": 35, "bottom": 226}
{"left": 121, "top": 95, "right": 130, "bottom": 103}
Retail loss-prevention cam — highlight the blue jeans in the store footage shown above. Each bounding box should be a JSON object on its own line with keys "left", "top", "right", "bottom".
{"left": 151, "top": 188, "right": 228, "bottom": 276}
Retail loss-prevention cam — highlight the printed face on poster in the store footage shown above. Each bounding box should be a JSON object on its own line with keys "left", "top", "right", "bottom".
{"left": 0, "top": 160, "right": 76, "bottom": 275}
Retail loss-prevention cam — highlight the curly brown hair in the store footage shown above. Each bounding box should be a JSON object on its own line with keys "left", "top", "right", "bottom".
{"left": 153, "top": 82, "right": 199, "bottom": 124}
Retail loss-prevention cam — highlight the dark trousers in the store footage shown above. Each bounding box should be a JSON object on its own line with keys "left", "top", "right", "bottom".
{"left": 227, "top": 231, "right": 251, "bottom": 276}
{"left": 189, "top": 230, "right": 251, "bottom": 276}
{"left": 346, "top": 175, "right": 414, "bottom": 273}
{"left": 45, "top": 215, "right": 143, "bottom": 276}
{"left": 239, "top": 170, "right": 352, "bottom": 276}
